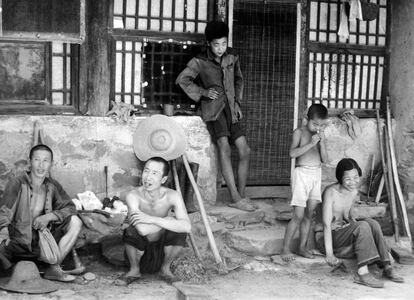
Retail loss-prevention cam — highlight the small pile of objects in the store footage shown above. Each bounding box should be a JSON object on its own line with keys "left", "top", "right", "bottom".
{"left": 72, "top": 191, "right": 128, "bottom": 215}
{"left": 170, "top": 255, "right": 210, "bottom": 283}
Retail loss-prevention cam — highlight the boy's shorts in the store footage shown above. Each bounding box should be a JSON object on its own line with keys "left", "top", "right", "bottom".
{"left": 206, "top": 102, "right": 244, "bottom": 144}
{"left": 290, "top": 166, "right": 322, "bottom": 207}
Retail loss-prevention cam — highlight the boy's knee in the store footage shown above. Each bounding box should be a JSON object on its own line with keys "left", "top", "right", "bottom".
{"left": 218, "top": 142, "right": 232, "bottom": 157}
{"left": 239, "top": 145, "right": 251, "bottom": 160}
{"left": 292, "top": 211, "right": 305, "bottom": 222}
{"left": 356, "top": 221, "right": 370, "bottom": 234}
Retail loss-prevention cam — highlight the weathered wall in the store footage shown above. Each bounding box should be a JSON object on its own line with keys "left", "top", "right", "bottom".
{"left": 322, "top": 117, "right": 383, "bottom": 192}
{"left": 389, "top": 0, "right": 414, "bottom": 237}
{"left": 0, "top": 116, "right": 218, "bottom": 205}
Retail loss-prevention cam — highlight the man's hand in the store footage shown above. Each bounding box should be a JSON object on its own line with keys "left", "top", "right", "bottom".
{"left": 202, "top": 88, "right": 219, "bottom": 100}
{"left": 130, "top": 211, "right": 156, "bottom": 226}
{"left": 325, "top": 254, "right": 341, "bottom": 267}
{"left": 311, "top": 134, "right": 321, "bottom": 146}
{"left": 0, "top": 227, "right": 10, "bottom": 246}
{"left": 235, "top": 103, "right": 243, "bottom": 120}
{"left": 33, "top": 214, "right": 52, "bottom": 231}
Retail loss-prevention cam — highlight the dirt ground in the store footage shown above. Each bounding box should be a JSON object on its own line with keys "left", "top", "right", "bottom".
{"left": 1, "top": 252, "right": 414, "bottom": 300}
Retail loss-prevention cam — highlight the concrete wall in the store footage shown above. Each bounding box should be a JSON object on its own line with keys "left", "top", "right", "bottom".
{"left": 389, "top": 0, "right": 414, "bottom": 236}
{"left": 0, "top": 116, "right": 218, "bottom": 206}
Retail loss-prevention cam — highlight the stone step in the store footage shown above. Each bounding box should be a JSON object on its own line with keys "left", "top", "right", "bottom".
{"left": 224, "top": 225, "right": 286, "bottom": 256}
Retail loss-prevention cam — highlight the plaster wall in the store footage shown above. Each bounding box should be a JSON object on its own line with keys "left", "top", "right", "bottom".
{"left": 0, "top": 114, "right": 381, "bottom": 207}
{"left": 0, "top": 116, "right": 218, "bottom": 205}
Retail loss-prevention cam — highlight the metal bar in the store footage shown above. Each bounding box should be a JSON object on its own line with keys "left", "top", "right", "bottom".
{"left": 123, "top": 0, "right": 127, "bottom": 29}
{"left": 350, "top": 54, "right": 356, "bottom": 109}
{"left": 131, "top": 41, "right": 136, "bottom": 104}
{"left": 343, "top": 53, "right": 348, "bottom": 107}
{"left": 172, "top": 0, "right": 176, "bottom": 31}
{"left": 183, "top": 0, "right": 187, "bottom": 32}
{"left": 147, "top": 0, "right": 152, "bottom": 30}
{"left": 358, "top": 55, "right": 364, "bottom": 108}
{"left": 316, "top": 0, "right": 320, "bottom": 42}
{"left": 195, "top": 0, "right": 200, "bottom": 34}
{"left": 366, "top": 55, "right": 372, "bottom": 107}
{"left": 121, "top": 41, "right": 126, "bottom": 102}
{"left": 63, "top": 44, "right": 68, "bottom": 105}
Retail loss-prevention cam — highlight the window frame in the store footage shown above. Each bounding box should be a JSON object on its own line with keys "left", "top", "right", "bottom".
{"left": 108, "top": 0, "right": 215, "bottom": 113}
{"left": 301, "top": 0, "right": 391, "bottom": 117}
{"left": 0, "top": 41, "right": 82, "bottom": 115}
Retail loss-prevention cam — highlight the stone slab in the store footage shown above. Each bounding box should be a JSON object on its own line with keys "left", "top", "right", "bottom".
{"left": 225, "top": 227, "right": 286, "bottom": 256}
{"left": 353, "top": 203, "right": 387, "bottom": 219}
{"left": 173, "top": 282, "right": 212, "bottom": 300}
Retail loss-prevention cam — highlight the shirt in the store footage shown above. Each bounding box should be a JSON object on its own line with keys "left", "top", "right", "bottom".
{"left": 176, "top": 47, "right": 244, "bottom": 123}
{"left": 0, "top": 173, "right": 76, "bottom": 252}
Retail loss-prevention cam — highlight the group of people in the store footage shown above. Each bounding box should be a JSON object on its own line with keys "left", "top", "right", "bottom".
{"left": 0, "top": 20, "right": 404, "bottom": 290}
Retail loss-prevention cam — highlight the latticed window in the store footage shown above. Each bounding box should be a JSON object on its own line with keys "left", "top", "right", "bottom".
{"left": 51, "top": 43, "right": 73, "bottom": 106}
{"left": 111, "top": 0, "right": 213, "bottom": 111}
{"left": 306, "top": 0, "right": 389, "bottom": 111}
{"left": 0, "top": 41, "right": 77, "bottom": 112}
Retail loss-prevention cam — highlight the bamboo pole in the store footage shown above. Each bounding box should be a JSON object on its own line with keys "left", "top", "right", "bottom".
{"left": 171, "top": 160, "right": 202, "bottom": 261}
{"left": 385, "top": 127, "right": 400, "bottom": 242}
{"left": 182, "top": 155, "right": 223, "bottom": 265}
{"left": 376, "top": 110, "right": 392, "bottom": 210}
{"left": 374, "top": 175, "right": 385, "bottom": 204}
{"left": 386, "top": 101, "right": 412, "bottom": 242}
{"left": 367, "top": 154, "right": 375, "bottom": 198}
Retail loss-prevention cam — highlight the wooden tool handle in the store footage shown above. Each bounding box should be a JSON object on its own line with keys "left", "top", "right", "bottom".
{"left": 182, "top": 155, "right": 223, "bottom": 264}
{"left": 171, "top": 160, "right": 202, "bottom": 261}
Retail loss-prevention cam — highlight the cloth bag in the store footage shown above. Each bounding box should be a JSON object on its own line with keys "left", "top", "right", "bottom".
{"left": 38, "top": 228, "right": 61, "bottom": 264}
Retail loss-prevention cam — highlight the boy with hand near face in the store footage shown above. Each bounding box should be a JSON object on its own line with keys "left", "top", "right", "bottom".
{"left": 176, "top": 21, "right": 255, "bottom": 212}
{"left": 281, "top": 104, "right": 329, "bottom": 262}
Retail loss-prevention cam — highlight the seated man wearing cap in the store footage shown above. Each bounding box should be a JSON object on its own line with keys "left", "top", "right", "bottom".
{"left": 0, "top": 144, "right": 83, "bottom": 282}
{"left": 123, "top": 157, "right": 191, "bottom": 283}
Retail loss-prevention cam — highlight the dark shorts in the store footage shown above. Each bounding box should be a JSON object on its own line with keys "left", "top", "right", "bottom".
{"left": 123, "top": 225, "right": 187, "bottom": 251}
{"left": 123, "top": 225, "right": 187, "bottom": 274}
{"left": 206, "top": 102, "right": 245, "bottom": 144}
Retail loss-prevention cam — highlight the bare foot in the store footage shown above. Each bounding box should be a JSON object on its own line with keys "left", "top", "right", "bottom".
{"left": 297, "top": 248, "right": 315, "bottom": 259}
{"left": 281, "top": 250, "right": 296, "bottom": 262}
{"left": 124, "top": 268, "right": 142, "bottom": 284}
{"left": 159, "top": 267, "right": 180, "bottom": 284}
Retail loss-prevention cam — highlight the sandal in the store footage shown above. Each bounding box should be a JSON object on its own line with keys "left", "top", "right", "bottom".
{"left": 159, "top": 272, "right": 181, "bottom": 284}
{"left": 354, "top": 273, "right": 384, "bottom": 288}
{"left": 383, "top": 268, "right": 404, "bottom": 283}
{"left": 44, "top": 265, "right": 76, "bottom": 282}
{"left": 228, "top": 198, "right": 256, "bottom": 212}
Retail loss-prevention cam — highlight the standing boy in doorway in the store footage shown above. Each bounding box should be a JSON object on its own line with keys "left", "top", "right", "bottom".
{"left": 281, "top": 104, "right": 329, "bottom": 262}
{"left": 176, "top": 21, "right": 255, "bottom": 212}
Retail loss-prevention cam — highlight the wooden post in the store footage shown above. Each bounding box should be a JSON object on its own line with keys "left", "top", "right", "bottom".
{"left": 79, "top": 0, "right": 111, "bottom": 116}
{"left": 182, "top": 155, "right": 223, "bottom": 265}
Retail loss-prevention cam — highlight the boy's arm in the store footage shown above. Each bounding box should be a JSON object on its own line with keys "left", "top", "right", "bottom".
{"left": 176, "top": 58, "right": 208, "bottom": 102}
{"left": 289, "top": 129, "right": 320, "bottom": 158}
{"left": 318, "top": 130, "right": 329, "bottom": 163}
{"left": 137, "top": 191, "right": 191, "bottom": 233}
{"left": 234, "top": 56, "right": 244, "bottom": 106}
{"left": 322, "top": 189, "right": 339, "bottom": 266}
{"left": 126, "top": 191, "right": 161, "bottom": 236}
